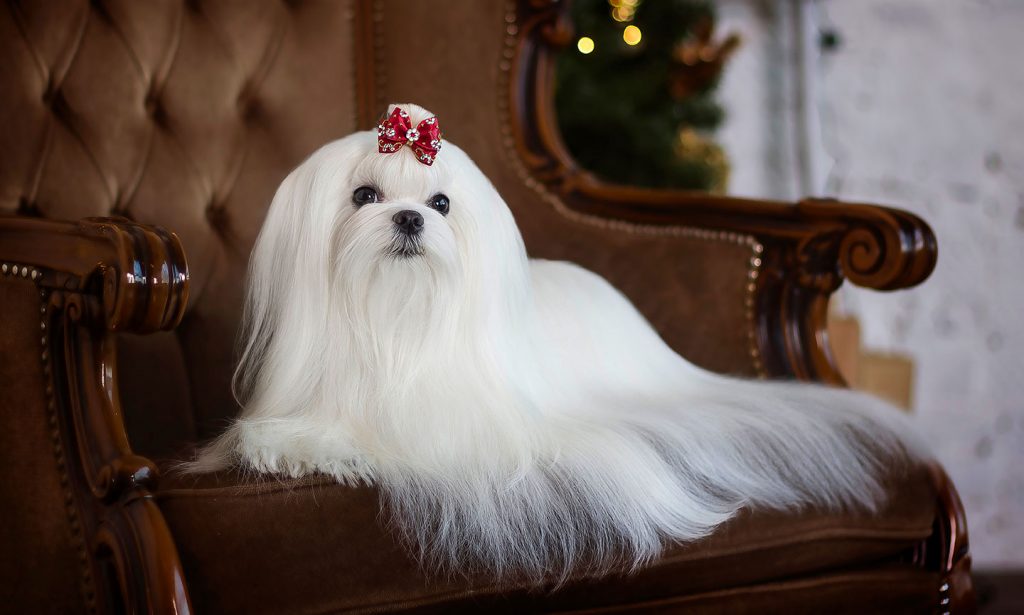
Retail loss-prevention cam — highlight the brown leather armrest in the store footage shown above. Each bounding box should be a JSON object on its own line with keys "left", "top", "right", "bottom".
{"left": 0, "top": 216, "right": 189, "bottom": 334}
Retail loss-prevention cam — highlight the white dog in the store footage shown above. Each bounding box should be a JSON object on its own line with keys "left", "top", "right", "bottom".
{"left": 190, "top": 104, "right": 926, "bottom": 580}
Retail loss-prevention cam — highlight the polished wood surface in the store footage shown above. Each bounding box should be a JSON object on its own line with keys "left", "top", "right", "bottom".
{"left": 932, "top": 463, "right": 977, "bottom": 614}
{"left": 0, "top": 217, "right": 193, "bottom": 613}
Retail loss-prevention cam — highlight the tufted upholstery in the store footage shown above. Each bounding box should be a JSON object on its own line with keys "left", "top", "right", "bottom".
{"left": 2, "top": 0, "right": 756, "bottom": 460}
{"left": 1, "top": 0, "right": 361, "bottom": 456}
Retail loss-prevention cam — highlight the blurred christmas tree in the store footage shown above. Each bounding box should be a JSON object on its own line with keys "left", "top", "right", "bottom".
{"left": 556, "top": 0, "right": 740, "bottom": 191}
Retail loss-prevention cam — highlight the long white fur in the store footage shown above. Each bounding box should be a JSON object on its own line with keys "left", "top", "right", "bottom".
{"left": 188, "top": 104, "right": 928, "bottom": 581}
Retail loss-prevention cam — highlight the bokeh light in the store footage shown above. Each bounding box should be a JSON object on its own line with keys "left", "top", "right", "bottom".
{"left": 623, "top": 25, "right": 642, "bottom": 46}
{"left": 577, "top": 36, "right": 595, "bottom": 54}
{"left": 609, "top": 0, "right": 640, "bottom": 23}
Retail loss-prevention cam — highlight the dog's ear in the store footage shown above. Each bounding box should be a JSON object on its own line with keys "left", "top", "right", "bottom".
{"left": 233, "top": 154, "right": 337, "bottom": 407}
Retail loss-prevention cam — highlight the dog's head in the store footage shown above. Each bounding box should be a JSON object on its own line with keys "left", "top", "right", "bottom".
{"left": 235, "top": 104, "right": 531, "bottom": 403}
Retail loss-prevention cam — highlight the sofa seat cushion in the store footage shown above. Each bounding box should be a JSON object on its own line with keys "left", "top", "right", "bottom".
{"left": 156, "top": 462, "right": 938, "bottom": 613}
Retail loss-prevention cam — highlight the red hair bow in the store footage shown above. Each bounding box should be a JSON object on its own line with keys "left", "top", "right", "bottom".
{"left": 377, "top": 107, "right": 442, "bottom": 166}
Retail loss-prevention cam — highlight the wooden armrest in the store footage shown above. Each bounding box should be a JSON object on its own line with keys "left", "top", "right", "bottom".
{"left": 0, "top": 214, "right": 192, "bottom": 612}
{"left": 553, "top": 188, "right": 937, "bottom": 384}
{"left": 562, "top": 188, "right": 936, "bottom": 293}
{"left": 507, "top": 3, "right": 936, "bottom": 384}
{"left": 0, "top": 216, "right": 189, "bottom": 334}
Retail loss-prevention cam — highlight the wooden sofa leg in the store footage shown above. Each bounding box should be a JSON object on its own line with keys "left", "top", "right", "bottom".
{"left": 929, "top": 463, "right": 976, "bottom": 614}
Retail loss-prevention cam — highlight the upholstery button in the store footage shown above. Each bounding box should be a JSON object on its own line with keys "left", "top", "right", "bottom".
{"left": 241, "top": 98, "right": 260, "bottom": 122}
{"left": 206, "top": 203, "right": 229, "bottom": 232}
{"left": 148, "top": 99, "right": 168, "bottom": 127}
{"left": 109, "top": 206, "right": 131, "bottom": 220}
{"left": 17, "top": 198, "right": 41, "bottom": 218}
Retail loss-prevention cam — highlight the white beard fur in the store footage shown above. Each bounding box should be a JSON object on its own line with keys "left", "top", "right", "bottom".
{"left": 187, "top": 103, "right": 928, "bottom": 581}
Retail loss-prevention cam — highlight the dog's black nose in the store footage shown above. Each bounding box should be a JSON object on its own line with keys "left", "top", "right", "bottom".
{"left": 392, "top": 210, "right": 424, "bottom": 236}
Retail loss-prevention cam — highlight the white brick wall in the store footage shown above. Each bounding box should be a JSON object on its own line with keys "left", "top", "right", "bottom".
{"left": 718, "top": 0, "right": 1024, "bottom": 568}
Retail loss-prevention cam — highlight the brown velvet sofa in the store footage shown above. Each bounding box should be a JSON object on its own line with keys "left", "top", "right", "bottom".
{"left": 0, "top": 1, "right": 974, "bottom": 613}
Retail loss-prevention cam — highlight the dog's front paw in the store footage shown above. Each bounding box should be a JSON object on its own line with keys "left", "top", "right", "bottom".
{"left": 234, "top": 420, "right": 371, "bottom": 483}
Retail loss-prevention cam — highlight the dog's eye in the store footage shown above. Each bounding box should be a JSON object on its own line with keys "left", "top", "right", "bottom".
{"left": 427, "top": 193, "right": 450, "bottom": 216}
{"left": 352, "top": 186, "right": 378, "bottom": 207}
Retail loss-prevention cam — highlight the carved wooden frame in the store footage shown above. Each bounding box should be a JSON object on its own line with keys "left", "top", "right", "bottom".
{"left": 0, "top": 217, "right": 192, "bottom": 613}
